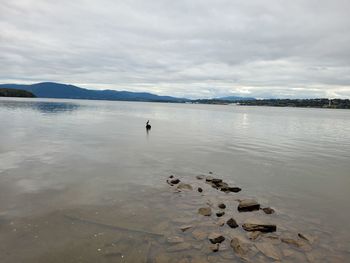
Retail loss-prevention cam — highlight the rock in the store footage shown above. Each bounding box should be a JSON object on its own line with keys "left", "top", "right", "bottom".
{"left": 218, "top": 203, "right": 226, "bottom": 209}
{"left": 298, "top": 233, "right": 315, "bottom": 244}
{"left": 180, "top": 225, "right": 193, "bottom": 232}
{"left": 281, "top": 238, "right": 312, "bottom": 251}
{"left": 209, "top": 171, "right": 213, "bottom": 174}
{"left": 169, "top": 175, "right": 174, "bottom": 179}
{"left": 228, "top": 187, "right": 241, "bottom": 193}
{"left": 198, "top": 187, "right": 203, "bottom": 193}
{"left": 242, "top": 223, "right": 276, "bottom": 233}
{"left": 248, "top": 231, "right": 261, "bottom": 240}
{"left": 205, "top": 176, "right": 214, "bottom": 182}
{"left": 211, "top": 178, "right": 223, "bottom": 185}
{"left": 226, "top": 218, "right": 238, "bottom": 228}
{"left": 209, "top": 243, "right": 219, "bottom": 252}
{"left": 216, "top": 211, "right": 225, "bottom": 217}
{"left": 208, "top": 233, "right": 225, "bottom": 244}
{"left": 198, "top": 207, "right": 212, "bottom": 216}
{"left": 192, "top": 229, "right": 207, "bottom": 240}
{"left": 177, "top": 183, "right": 193, "bottom": 191}
{"left": 166, "top": 243, "right": 192, "bottom": 252}
{"left": 230, "top": 237, "right": 250, "bottom": 258}
{"left": 262, "top": 207, "right": 275, "bottom": 214}
{"left": 216, "top": 218, "right": 226, "bottom": 226}
{"left": 170, "top": 179, "right": 180, "bottom": 184}
{"left": 238, "top": 199, "right": 260, "bottom": 212}
{"left": 255, "top": 242, "right": 281, "bottom": 261}
{"left": 196, "top": 175, "right": 205, "bottom": 180}
{"left": 167, "top": 236, "right": 185, "bottom": 243}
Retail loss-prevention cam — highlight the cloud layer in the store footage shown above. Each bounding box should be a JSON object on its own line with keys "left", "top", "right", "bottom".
{"left": 1, "top": 0, "right": 350, "bottom": 98}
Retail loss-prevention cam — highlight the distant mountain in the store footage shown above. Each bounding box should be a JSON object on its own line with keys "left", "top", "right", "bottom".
{"left": 0, "top": 88, "right": 36, "bottom": 98}
{"left": 0, "top": 82, "right": 189, "bottom": 102}
{"left": 215, "top": 96, "right": 256, "bottom": 101}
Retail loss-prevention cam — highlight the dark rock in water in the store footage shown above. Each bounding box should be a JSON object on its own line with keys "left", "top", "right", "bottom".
{"left": 209, "top": 243, "right": 219, "bottom": 252}
{"left": 227, "top": 218, "right": 239, "bottom": 228}
{"left": 208, "top": 233, "right": 225, "bottom": 244}
{"left": 169, "top": 175, "right": 174, "bottom": 179}
{"left": 198, "top": 187, "right": 203, "bottom": 193}
{"left": 209, "top": 171, "right": 213, "bottom": 174}
{"left": 212, "top": 178, "right": 223, "bottom": 185}
{"left": 216, "top": 211, "right": 225, "bottom": 217}
{"left": 238, "top": 199, "right": 260, "bottom": 212}
{"left": 219, "top": 186, "right": 230, "bottom": 192}
{"left": 242, "top": 223, "right": 276, "bottom": 233}
{"left": 170, "top": 179, "right": 180, "bottom": 184}
{"left": 198, "top": 207, "right": 212, "bottom": 216}
{"left": 228, "top": 187, "right": 241, "bottom": 193}
{"left": 206, "top": 176, "right": 214, "bottom": 182}
{"left": 262, "top": 207, "right": 275, "bottom": 214}
{"left": 196, "top": 175, "right": 205, "bottom": 180}
{"left": 218, "top": 203, "right": 226, "bottom": 209}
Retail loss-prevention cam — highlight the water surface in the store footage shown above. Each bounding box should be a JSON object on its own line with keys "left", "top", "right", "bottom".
{"left": 0, "top": 98, "right": 349, "bottom": 262}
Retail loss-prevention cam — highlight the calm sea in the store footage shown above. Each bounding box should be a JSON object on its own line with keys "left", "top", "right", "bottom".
{"left": 0, "top": 98, "right": 349, "bottom": 262}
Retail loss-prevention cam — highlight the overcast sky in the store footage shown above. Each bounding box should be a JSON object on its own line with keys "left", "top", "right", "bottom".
{"left": 1, "top": 0, "right": 350, "bottom": 98}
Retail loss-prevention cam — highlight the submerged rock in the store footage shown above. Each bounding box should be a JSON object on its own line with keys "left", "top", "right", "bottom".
{"left": 209, "top": 243, "right": 219, "bottom": 252}
{"left": 230, "top": 237, "right": 250, "bottom": 258}
{"left": 298, "top": 233, "right": 315, "bottom": 244}
{"left": 255, "top": 242, "right": 281, "bottom": 261}
{"left": 218, "top": 203, "right": 226, "bottom": 209}
{"left": 180, "top": 225, "right": 193, "bottom": 232}
{"left": 238, "top": 199, "right": 260, "bottom": 212}
{"left": 166, "top": 243, "right": 192, "bottom": 252}
{"left": 208, "top": 233, "right": 225, "bottom": 244}
{"left": 242, "top": 223, "right": 276, "bottom": 233}
{"left": 177, "top": 183, "right": 193, "bottom": 191}
{"left": 198, "top": 187, "right": 203, "bottom": 193}
{"left": 170, "top": 178, "right": 180, "bottom": 184}
{"left": 192, "top": 229, "right": 207, "bottom": 240}
{"left": 226, "top": 218, "right": 239, "bottom": 228}
{"left": 228, "top": 187, "right": 241, "bottom": 193}
{"left": 262, "top": 207, "right": 275, "bottom": 214}
{"left": 216, "top": 211, "right": 225, "bottom": 217}
{"left": 198, "top": 207, "right": 212, "bottom": 216}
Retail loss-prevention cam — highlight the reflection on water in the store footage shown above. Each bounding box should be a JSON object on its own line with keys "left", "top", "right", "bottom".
{"left": 0, "top": 98, "right": 349, "bottom": 262}
{"left": 0, "top": 98, "right": 80, "bottom": 114}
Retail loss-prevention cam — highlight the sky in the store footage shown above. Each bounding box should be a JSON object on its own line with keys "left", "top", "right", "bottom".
{"left": 1, "top": 0, "right": 350, "bottom": 99}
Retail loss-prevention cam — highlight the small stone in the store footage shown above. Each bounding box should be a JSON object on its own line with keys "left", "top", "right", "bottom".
{"left": 192, "top": 229, "right": 207, "bottom": 240}
{"left": 177, "top": 183, "right": 193, "bottom": 191}
{"left": 211, "top": 178, "right": 223, "bottom": 185}
{"left": 169, "top": 175, "right": 174, "bottom": 179}
{"left": 228, "top": 187, "right": 241, "bottom": 193}
{"left": 167, "top": 236, "right": 185, "bottom": 243}
{"left": 226, "top": 218, "right": 238, "bottom": 228}
{"left": 238, "top": 199, "right": 260, "bottom": 212}
{"left": 298, "top": 233, "right": 315, "bottom": 244}
{"left": 209, "top": 171, "right": 213, "bottom": 174}
{"left": 198, "top": 187, "right": 203, "bottom": 193}
{"left": 208, "top": 233, "right": 225, "bottom": 244}
{"left": 196, "top": 175, "right": 205, "bottom": 180}
{"left": 170, "top": 179, "right": 180, "bottom": 184}
{"left": 206, "top": 176, "right": 214, "bottom": 182}
{"left": 216, "top": 211, "right": 225, "bottom": 217}
{"left": 262, "top": 207, "right": 275, "bottom": 214}
{"left": 198, "top": 207, "right": 212, "bottom": 216}
{"left": 242, "top": 223, "right": 276, "bottom": 233}
{"left": 218, "top": 203, "right": 226, "bottom": 209}
{"left": 180, "top": 225, "right": 193, "bottom": 232}
{"left": 209, "top": 243, "right": 219, "bottom": 252}
{"left": 216, "top": 219, "right": 226, "bottom": 226}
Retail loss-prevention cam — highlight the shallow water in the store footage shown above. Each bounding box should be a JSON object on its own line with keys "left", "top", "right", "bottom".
{"left": 0, "top": 98, "right": 349, "bottom": 262}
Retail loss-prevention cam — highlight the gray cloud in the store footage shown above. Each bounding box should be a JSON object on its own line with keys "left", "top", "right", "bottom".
{"left": 1, "top": 0, "right": 350, "bottom": 98}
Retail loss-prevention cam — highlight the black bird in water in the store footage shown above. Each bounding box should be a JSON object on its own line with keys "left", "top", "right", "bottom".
{"left": 146, "top": 120, "right": 151, "bottom": 130}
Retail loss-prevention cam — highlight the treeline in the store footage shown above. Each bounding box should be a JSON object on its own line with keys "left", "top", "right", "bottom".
{"left": 237, "top": 99, "right": 350, "bottom": 109}
{"left": 0, "top": 88, "right": 36, "bottom": 98}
